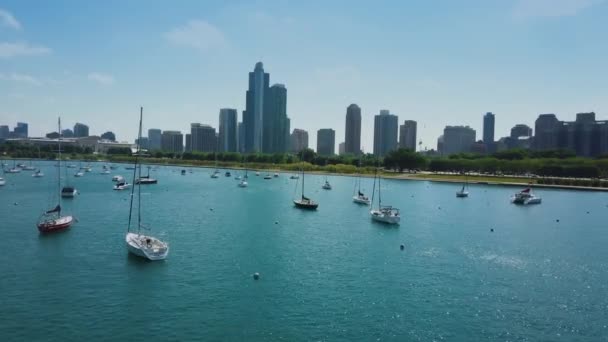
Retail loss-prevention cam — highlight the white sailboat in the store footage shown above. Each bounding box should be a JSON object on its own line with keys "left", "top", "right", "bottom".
{"left": 6, "top": 160, "right": 21, "bottom": 173}
{"left": 456, "top": 176, "right": 469, "bottom": 198}
{"left": 353, "top": 173, "right": 370, "bottom": 205}
{"left": 370, "top": 168, "right": 400, "bottom": 225}
{"left": 0, "top": 177, "right": 5, "bottom": 186}
{"left": 125, "top": 108, "right": 169, "bottom": 261}
{"left": 32, "top": 169, "right": 44, "bottom": 177}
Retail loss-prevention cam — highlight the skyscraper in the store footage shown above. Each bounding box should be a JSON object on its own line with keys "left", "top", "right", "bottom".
{"left": 317, "top": 129, "right": 336, "bottom": 155}
{"left": 344, "top": 104, "right": 361, "bottom": 155}
{"left": 483, "top": 112, "right": 495, "bottom": 144}
{"left": 534, "top": 114, "right": 559, "bottom": 150}
{"left": 290, "top": 129, "right": 309, "bottom": 153}
{"left": 161, "top": 131, "right": 183, "bottom": 153}
{"left": 61, "top": 128, "right": 74, "bottom": 137}
{"left": 185, "top": 134, "right": 192, "bottom": 152}
{"left": 0, "top": 125, "right": 9, "bottom": 139}
{"left": 73, "top": 123, "right": 89, "bottom": 137}
{"left": 399, "top": 120, "right": 417, "bottom": 150}
{"left": 100, "top": 131, "right": 116, "bottom": 141}
{"left": 442, "top": 126, "right": 476, "bottom": 155}
{"left": 14, "top": 122, "right": 28, "bottom": 138}
{"left": 263, "top": 84, "right": 290, "bottom": 153}
{"left": 533, "top": 112, "right": 608, "bottom": 156}
{"left": 243, "top": 62, "right": 269, "bottom": 153}
{"left": 191, "top": 123, "right": 217, "bottom": 152}
{"left": 510, "top": 124, "right": 533, "bottom": 139}
{"left": 339, "top": 142, "right": 345, "bottom": 155}
{"left": 237, "top": 121, "right": 244, "bottom": 153}
{"left": 373, "top": 110, "right": 399, "bottom": 157}
{"left": 148, "top": 129, "right": 162, "bottom": 150}
{"left": 219, "top": 108, "right": 238, "bottom": 152}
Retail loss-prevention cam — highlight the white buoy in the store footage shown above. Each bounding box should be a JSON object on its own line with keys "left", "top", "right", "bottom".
{"left": 253, "top": 272, "right": 260, "bottom": 280}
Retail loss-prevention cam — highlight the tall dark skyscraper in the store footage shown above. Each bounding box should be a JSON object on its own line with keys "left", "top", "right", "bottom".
{"left": 185, "top": 134, "right": 192, "bottom": 152}
{"left": 534, "top": 114, "right": 559, "bottom": 150}
{"left": 399, "top": 120, "right": 417, "bottom": 151}
{"left": 344, "top": 104, "right": 361, "bottom": 155}
{"left": 243, "top": 62, "right": 269, "bottom": 153}
{"left": 317, "top": 129, "right": 336, "bottom": 155}
{"left": 218, "top": 108, "right": 237, "bottom": 152}
{"left": 14, "top": 122, "right": 28, "bottom": 138}
{"left": 148, "top": 129, "right": 162, "bottom": 150}
{"left": 0, "top": 125, "right": 9, "bottom": 139}
{"left": 161, "top": 130, "right": 183, "bottom": 153}
{"left": 483, "top": 112, "right": 495, "bottom": 144}
{"left": 191, "top": 123, "right": 217, "bottom": 152}
{"left": 73, "top": 123, "right": 89, "bottom": 137}
{"left": 263, "top": 84, "right": 290, "bottom": 153}
{"left": 237, "top": 121, "right": 244, "bottom": 153}
{"left": 373, "top": 110, "right": 399, "bottom": 157}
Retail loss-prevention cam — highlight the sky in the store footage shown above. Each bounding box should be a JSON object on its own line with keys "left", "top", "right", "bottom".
{"left": 1, "top": 0, "right": 607, "bottom": 152}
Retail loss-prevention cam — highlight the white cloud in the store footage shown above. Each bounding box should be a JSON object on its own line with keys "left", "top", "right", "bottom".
{"left": 164, "top": 20, "right": 226, "bottom": 51}
{"left": 0, "top": 72, "right": 42, "bottom": 86}
{"left": 0, "top": 42, "right": 51, "bottom": 58}
{"left": 513, "top": 0, "right": 605, "bottom": 18}
{"left": 0, "top": 9, "right": 21, "bottom": 30}
{"left": 87, "top": 72, "right": 115, "bottom": 85}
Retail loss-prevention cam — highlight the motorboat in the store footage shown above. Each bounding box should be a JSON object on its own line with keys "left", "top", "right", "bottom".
{"left": 512, "top": 188, "right": 541, "bottom": 205}
{"left": 225, "top": 171, "right": 231, "bottom": 177}
{"left": 32, "top": 169, "right": 45, "bottom": 177}
{"left": 83, "top": 166, "right": 92, "bottom": 172}
{"left": 101, "top": 169, "right": 111, "bottom": 175}
{"left": 61, "top": 186, "right": 77, "bottom": 198}
{"left": 322, "top": 180, "right": 332, "bottom": 190}
{"left": 113, "top": 181, "right": 130, "bottom": 190}
{"left": 290, "top": 175, "right": 299, "bottom": 179}
{"left": 124, "top": 108, "right": 169, "bottom": 261}
{"left": 17, "top": 163, "right": 27, "bottom": 168}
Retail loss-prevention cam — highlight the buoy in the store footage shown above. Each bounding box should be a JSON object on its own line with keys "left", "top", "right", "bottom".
{"left": 13, "top": 202, "right": 18, "bottom": 206}
{"left": 438, "top": 206, "right": 441, "bottom": 210}
{"left": 400, "top": 244, "right": 404, "bottom": 250}
{"left": 586, "top": 211, "right": 590, "bottom": 214}
{"left": 556, "top": 219, "right": 560, "bottom": 222}
{"left": 490, "top": 228, "right": 494, "bottom": 232}
{"left": 274, "top": 221, "right": 278, "bottom": 225}
{"left": 210, "top": 208, "right": 214, "bottom": 211}
{"left": 253, "top": 272, "right": 260, "bottom": 280}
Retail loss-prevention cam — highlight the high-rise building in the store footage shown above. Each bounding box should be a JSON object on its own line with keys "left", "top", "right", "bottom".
{"left": 317, "top": 128, "right": 336, "bottom": 155}
{"left": 185, "top": 134, "right": 192, "bottom": 152}
{"left": 483, "top": 112, "right": 495, "bottom": 144}
{"left": 161, "top": 131, "right": 183, "bottom": 153}
{"left": 510, "top": 124, "right": 533, "bottom": 139}
{"left": 219, "top": 108, "right": 238, "bottom": 152}
{"left": 442, "top": 126, "right": 476, "bottom": 155}
{"left": 399, "top": 120, "right": 417, "bottom": 151}
{"left": 263, "top": 84, "right": 290, "bottom": 153}
{"left": 13, "top": 122, "right": 28, "bottom": 138}
{"left": 148, "top": 129, "right": 162, "bottom": 150}
{"left": 243, "top": 62, "right": 269, "bottom": 153}
{"left": 101, "top": 131, "right": 116, "bottom": 141}
{"left": 290, "top": 129, "right": 309, "bottom": 153}
{"left": 0, "top": 125, "right": 9, "bottom": 139}
{"left": 191, "top": 123, "right": 217, "bottom": 153}
{"left": 61, "top": 128, "right": 74, "bottom": 137}
{"left": 344, "top": 104, "right": 361, "bottom": 155}
{"left": 238, "top": 121, "right": 244, "bottom": 153}
{"left": 73, "top": 123, "right": 89, "bottom": 137}
{"left": 533, "top": 112, "right": 608, "bottom": 156}
{"left": 136, "top": 137, "right": 149, "bottom": 150}
{"left": 373, "top": 110, "right": 399, "bottom": 156}
{"left": 339, "top": 142, "right": 345, "bottom": 155}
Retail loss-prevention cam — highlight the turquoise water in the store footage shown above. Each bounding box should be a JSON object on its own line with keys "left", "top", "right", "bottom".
{"left": 1, "top": 161, "right": 608, "bottom": 341}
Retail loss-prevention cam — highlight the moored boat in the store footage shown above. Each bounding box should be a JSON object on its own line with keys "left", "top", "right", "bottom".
{"left": 512, "top": 188, "right": 541, "bottom": 205}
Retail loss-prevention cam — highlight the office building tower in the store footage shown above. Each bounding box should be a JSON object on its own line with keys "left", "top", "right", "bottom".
{"left": 12, "top": 122, "right": 28, "bottom": 138}
{"left": 534, "top": 114, "right": 560, "bottom": 151}
{"left": 191, "top": 123, "right": 217, "bottom": 153}
{"left": 317, "top": 129, "right": 336, "bottom": 155}
{"left": 533, "top": 112, "right": 608, "bottom": 156}
{"left": 218, "top": 108, "right": 238, "bottom": 152}
{"left": 339, "top": 142, "right": 345, "bottom": 155}
{"left": 238, "top": 121, "right": 244, "bottom": 153}
{"left": 73, "top": 123, "right": 89, "bottom": 137}
{"left": 160, "top": 130, "right": 183, "bottom": 153}
{"left": 373, "top": 110, "right": 399, "bottom": 156}
{"left": 510, "top": 124, "right": 533, "bottom": 139}
{"left": 399, "top": 120, "right": 417, "bottom": 150}
{"left": 290, "top": 129, "right": 309, "bottom": 153}
{"left": 483, "top": 112, "right": 495, "bottom": 144}
{"left": 0, "top": 125, "right": 9, "bottom": 139}
{"left": 148, "top": 129, "right": 162, "bottom": 150}
{"left": 263, "top": 84, "right": 290, "bottom": 153}
{"left": 243, "top": 62, "right": 269, "bottom": 153}
{"left": 344, "top": 104, "right": 362, "bottom": 155}
{"left": 442, "top": 126, "right": 476, "bottom": 155}
{"left": 185, "top": 134, "right": 192, "bottom": 152}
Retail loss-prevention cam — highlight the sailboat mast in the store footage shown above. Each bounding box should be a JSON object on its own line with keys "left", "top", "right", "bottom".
{"left": 57, "top": 117, "right": 62, "bottom": 216}
{"left": 378, "top": 169, "right": 382, "bottom": 208}
{"left": 137, "top": 109, "right": 143, "bottom": 232}
{"left": 127, "top": 107, "right": 143, "bottom": 233}
{"left": 301, "top": 169, "right": 305, "bottom": 199}
{"left": 371, "top": 167, "right": 377, "bottom": 209}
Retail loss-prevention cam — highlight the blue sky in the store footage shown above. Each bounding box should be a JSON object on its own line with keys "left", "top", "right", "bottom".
{"left": 1, "top": 0, "right": 607, "bottom": 152}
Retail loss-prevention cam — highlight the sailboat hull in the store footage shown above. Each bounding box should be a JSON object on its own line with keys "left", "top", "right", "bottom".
{"left": 293, "top": 200, "right": 318, "bottom": 210}
{"left": 456, "top": 191, "right": 469, "bottom": 197}
{"left": 370, "top": 210, "right": 400, "bottom": 225}
{"left": 38, "top": 215, "right": 73, "bottom": 233}
{"left": 126, "top": 232, "right": 169, "bottom": 260}
{"left": 353, "top": 196, "right": 371, "bottom": 205}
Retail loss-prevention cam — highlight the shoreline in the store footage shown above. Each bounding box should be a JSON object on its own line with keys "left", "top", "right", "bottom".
{"left": 4, "top": 157, "right": 608, "bottom": 192}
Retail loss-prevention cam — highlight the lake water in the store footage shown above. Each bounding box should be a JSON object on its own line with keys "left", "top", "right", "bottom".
{"left": 1, "top": 161, "right": 607, "bottom": 341}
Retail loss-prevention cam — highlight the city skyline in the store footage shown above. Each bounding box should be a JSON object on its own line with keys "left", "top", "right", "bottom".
{"left": 1, "top": 1, "right": 607, "bottom": 152}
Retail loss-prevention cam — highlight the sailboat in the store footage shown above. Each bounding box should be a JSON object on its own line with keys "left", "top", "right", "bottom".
{"left": 210, "top": 151, "right": 220, "bottom": 178}
{"left": 456, "top": 174, "right": 469, "bottom": 198}
{"left": 293, "top": 169, "right": 318, "bottom": 209}
{"left": 135, "top": 166, "right": 157, "bottom": 184}
{"left": 37, "top": 117, "right": 75, "bottom": 233}
{"left": 32, "top": 148, "right": 44, "bottom": 177}
{"left": 6, "top": 160, "right": 21, "bottom": 173}
{"left": 353, "top": 170, "right": 370, "bottom": 205}
{"left": 370, "top": 168, "right": 400, "bottom": 224}
{"left": 61, "top": 166, "right": 77, "bottom": 197}
{"left": 322, "top": 175, "right": 332, "bottom": 190}
{"left": 22, "top": 159, "right": 36, "bottom": 171}
{"left": 125, "top": 107, "right": 169, "bottom": 261}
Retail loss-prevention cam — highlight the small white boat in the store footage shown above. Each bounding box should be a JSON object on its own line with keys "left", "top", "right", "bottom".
{"left": 238, "top": 179, "right": 248, "bottom": 187}
{"left": 67, "top": 164, "right": 77, "bottom": 169}
{"left": 211, "top": 171, "right": 220, "bottom": 178}
{"left": 126, "top": 232, "right": 169, "bottom": 261}
{"left": 0, "top": 177, "right": 5, "bottom": 186}
{"left": 370, "top": 169, "right": 400, "bottom": 225}
{"left": 32, "top": 170, "right": 45, "bottom": 177}
{"left": 322, "top": 180, "right": 332, "bottom": 190}
{"left": 61, "top": 186, "right": 77, "bottom": 198}
{"left": 74, "top": 171, "right": 84, "bottom": 177}
{"left": 5, "top": 168, "right": 21, "bottom": 174}
{"left": 235, "top": 175, "right": 242, "bottom": 180}
{"left": 512, "top": 188, "right": 541, "bottom": 205}
{"left": 255, "top": 171, "right": 260, "bottom": 176}
{"left": 113, "top": 181, "right": 130, "bottom": 190}
{"left": 83, "top": 166, "right": 92, "bottom": 172}
{"left": 264, "top": 174, "right": 272, "bottom": 180}
{"left": 290, "top": 174, "right": 299, "bottom": 179}
{"left": 101, "top": 169, "right": 110, "bottom": 174}
{"left": 353, "top": 192, "right": 371, "bottom": 205}
{"left": 112, "top": 175, "right": 123, "bottom": 182}
{"left": 22, "top": 165, "right": 36, "bottom": 171}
